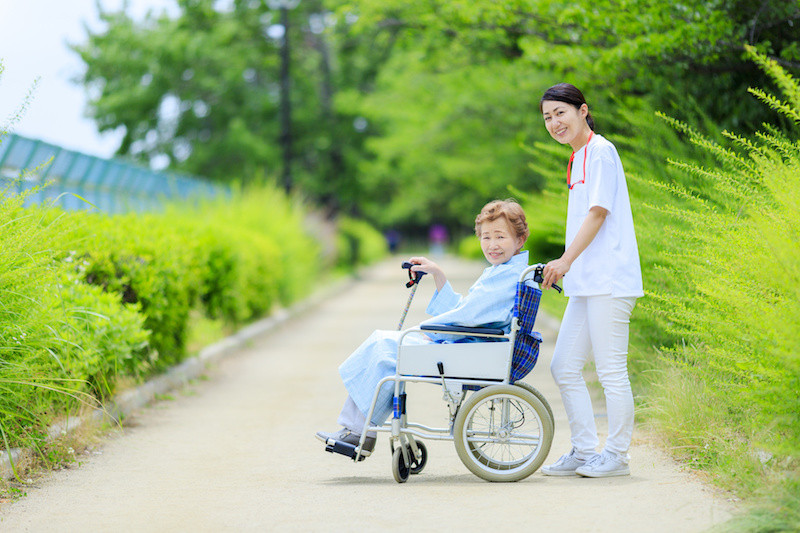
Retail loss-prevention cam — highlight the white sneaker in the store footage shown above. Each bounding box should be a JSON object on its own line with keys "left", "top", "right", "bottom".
{"left": 541, "top": 449, "right": 592, "bottom": 476}
{"left": 575, "top": 450, "right": 630, "bottom": 478}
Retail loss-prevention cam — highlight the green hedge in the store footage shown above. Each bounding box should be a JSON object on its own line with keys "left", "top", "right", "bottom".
{"left": 0, "top": 191, "right": 147, "bottom": 464}
{"left": 335, "top": 215, "right": 388, "bottom": 269}
{"left": 0, "top": 182, "right": 385, "bottom": 465}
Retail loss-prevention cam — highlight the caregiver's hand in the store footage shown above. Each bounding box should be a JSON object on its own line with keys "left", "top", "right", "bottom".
{"left": 542, "top": 257, "right": 570, "bottom": 290}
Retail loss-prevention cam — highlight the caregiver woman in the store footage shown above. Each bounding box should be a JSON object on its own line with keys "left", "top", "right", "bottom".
{"left": 539, "top": 83, "right": 644, "bottom": 478}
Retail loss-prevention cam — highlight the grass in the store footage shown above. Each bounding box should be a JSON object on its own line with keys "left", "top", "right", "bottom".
{"left": 630, "top": 52, "right": 800, "bottom": 529}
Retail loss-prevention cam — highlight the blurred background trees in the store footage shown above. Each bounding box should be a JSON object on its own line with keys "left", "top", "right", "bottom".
{"left": 73, "top": 0, "right": 369, "bottom": 214}
{"left": 73, "top": 0, "right": 800, "bottom": 234}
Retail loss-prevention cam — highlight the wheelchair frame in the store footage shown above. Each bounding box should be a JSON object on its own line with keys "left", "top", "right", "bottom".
{"left": 350, "top": 264, "right": 555, "bottom": 483}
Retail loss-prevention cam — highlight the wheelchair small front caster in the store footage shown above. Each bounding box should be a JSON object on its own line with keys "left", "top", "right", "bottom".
{"left": 390, "top": 439, "right": 428, "bottom": 475}
{"left": 392, "top": 446, "right": 410, "bottom": 483}
{"left": 409, "top": 441, "right": 427, "bottom": 474}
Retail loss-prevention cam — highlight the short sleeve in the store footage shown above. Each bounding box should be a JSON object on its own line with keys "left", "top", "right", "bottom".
{"left": 586, "top": 146, "right": 618, "bottom": 214}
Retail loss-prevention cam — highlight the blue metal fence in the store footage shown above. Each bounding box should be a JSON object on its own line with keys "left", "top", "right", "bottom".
{"left": 0, "top": 133, "right": 226, "bottom": 212}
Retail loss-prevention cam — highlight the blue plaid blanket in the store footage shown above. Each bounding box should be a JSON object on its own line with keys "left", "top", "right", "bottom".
{"left": 510, "top": 281, "right": 543, "bottom": 383}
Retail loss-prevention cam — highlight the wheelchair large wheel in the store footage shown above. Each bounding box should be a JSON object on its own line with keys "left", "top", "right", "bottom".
{"left": 465, "top": 383, "right": 554, "bottom": 471}
{"left": 453, "top": 384, "right": 553, "bottom": 482}
{"left": 512, "top": 382, "right": 555, "bottom": 429}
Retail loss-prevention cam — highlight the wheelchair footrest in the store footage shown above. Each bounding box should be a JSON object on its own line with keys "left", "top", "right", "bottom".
{"left": 325, "top": 440, "right": 368, "bottom": 461}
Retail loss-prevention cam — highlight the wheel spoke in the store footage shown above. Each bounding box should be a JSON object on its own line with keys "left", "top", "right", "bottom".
{"left": 454, "top": 385, "right": 553, "bottom": 481}
{"left": 464, "top": 393, "right": 543, "bottom": 467}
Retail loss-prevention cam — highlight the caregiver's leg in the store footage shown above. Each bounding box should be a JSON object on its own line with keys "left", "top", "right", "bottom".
{"left": 550, "top": 296, "right": 598, "bottom": 457}
{"left": 586, "top": 296, "right": 636, "bottom": 458}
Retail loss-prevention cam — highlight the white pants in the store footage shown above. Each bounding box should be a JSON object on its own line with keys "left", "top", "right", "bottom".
{"left": 337, "top": 396, "right": 377, "bottom": 438}
{"left": 551, "top": 295, "right": 636, "bottom": 459}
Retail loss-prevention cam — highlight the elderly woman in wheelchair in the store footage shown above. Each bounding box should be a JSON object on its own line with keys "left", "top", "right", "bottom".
{"left": 316, "top": 200, "right": 555, "bottom": 482}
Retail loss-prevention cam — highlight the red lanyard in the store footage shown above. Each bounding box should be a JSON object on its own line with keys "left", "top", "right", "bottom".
{"left": 567, "top": 131, "right": 593, "bottom": 190}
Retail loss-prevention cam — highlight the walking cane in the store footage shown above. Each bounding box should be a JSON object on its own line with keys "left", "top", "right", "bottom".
{"left": 397, "top": 261, "right": 426, "bottom": 330}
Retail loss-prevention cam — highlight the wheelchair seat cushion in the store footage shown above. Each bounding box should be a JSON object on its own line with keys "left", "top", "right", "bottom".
{"left": 419, "top": 324, "right": 506, "bottom": 336}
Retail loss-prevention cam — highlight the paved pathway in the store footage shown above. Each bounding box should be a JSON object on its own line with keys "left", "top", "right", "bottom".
{"left": 0, "top": 256, "right": 735, "bottom": 531}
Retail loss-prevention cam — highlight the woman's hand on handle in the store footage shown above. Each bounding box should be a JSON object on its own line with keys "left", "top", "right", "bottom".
{"left": 408, "top": 256, "right": 447, "bottom": 291}
{"left": 542, "top": 206, "right": 609, "bottom": 290}
{"left": 542, "top": 258, "right": 570, "bottom": 289}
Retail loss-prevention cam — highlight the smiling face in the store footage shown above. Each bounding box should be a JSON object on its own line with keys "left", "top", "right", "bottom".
{"left": 479, "top": 217, "right": 524, "bottom": 266}
{"left": 541, "top": 99, "right": 592, "bottom": 151}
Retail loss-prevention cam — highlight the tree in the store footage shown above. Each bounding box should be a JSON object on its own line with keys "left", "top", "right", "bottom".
{"left": 336, "top": 0, "right": 800, "bottom": 131}
{"left": 75, "top": 0, "right": 800, "bottom": 233}
{"left": 314, "top": 0, "right": 800, "bottom": 233}
{"left": 341, "top": 50, "right": 549, "bottom": 232}
{"left": 72, "top": 0, "right": 377, "bottom": 213}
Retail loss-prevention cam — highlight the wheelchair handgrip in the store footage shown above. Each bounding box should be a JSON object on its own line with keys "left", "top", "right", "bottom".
{"left": 533, "top": 264, "right": 563, "bottom": 293}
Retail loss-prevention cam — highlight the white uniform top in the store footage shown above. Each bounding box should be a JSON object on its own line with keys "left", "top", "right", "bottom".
{"left": 564, "top": 133, "right": 644, "bottom": 298}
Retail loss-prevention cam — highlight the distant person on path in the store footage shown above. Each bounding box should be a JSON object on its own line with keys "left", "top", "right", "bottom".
{"left": 538, "top": 83, "right": 644, "bottom": 478}
{"left": 316, "top": 200, "right": 530, "bottom": 456}
{"left": 385, "top": 229, "right": 401, "bottom": 253}
{"left": 428, "top": 223, "right": 448, "bottom": 256}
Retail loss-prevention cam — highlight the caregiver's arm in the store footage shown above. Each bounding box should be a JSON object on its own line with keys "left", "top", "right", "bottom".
{"left": 542, "top": 206, "right": 608, "bottom": 289}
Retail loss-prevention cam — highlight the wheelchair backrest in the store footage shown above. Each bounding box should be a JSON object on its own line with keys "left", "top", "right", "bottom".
{"left": 514, "top": 280, "right": 541, "bottom": 332}
{"left": 510, "top": 281, "right": 543, "bottom": 383}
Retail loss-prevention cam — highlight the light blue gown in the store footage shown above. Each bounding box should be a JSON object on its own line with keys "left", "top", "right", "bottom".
{"left": 339, "top": 251, "right": 529, "bottom": 424}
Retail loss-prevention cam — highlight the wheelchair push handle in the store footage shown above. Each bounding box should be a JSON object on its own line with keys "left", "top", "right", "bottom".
{"left": 402, "top": 261, "right": 427, "bottom": 288}
{"left": 533, "top": 264, "right": 563, "bottom": 293}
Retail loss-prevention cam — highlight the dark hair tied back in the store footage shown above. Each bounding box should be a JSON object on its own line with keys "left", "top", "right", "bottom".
{"left": 539, "top": 83, "right": 595, "bottom": 130}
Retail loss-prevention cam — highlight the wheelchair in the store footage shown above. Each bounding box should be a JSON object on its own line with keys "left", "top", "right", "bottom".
{"left": 326, "top": 263, "right": 556, "bottom": 483}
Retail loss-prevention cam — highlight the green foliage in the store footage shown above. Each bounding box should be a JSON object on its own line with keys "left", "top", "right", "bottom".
{"left": 0, "top": 188, "right": 145, "bottom": 468}
{"left": 68, "top": 211, "right": 203, "bottom": 374}
{"left": 344, "top": 52, "right": 547, "bottom": 231}
{"left": 74, "top": 0, "right": 800, "bottom": 232}
{"left": 638, "top": 51, "right": 800, "bottom": 524}
{"left": 718, "top": 476, "right": 800, "bottom": 532}
{"left": 0, "top": 177, "right": 332, "bottom": 462}
{"left": 54, "top": 268, "right": 149, "bottom": 399}
{"left": 73, "top": 2, "right": 280, "bottom": 180}
{"left": 342, "top": 0, "right": 800, "bottom": 132}
{"left": 329, "top": 0, "right": 799, "bottom": 235}
{"left": 456, "top": 233, "right": 482, "bottom": 260}
{"left": 171, "top": 186, "right": 320, "bottom": 316}
{"left": 335, "top": 215, "right": 388, "bottom": 269}
{"left": 509, "top": 184, "right": 565, "bottom": 263}
{"left": 72, "top": 0, "right": 371, "bottom": 212}
{"left": 62, "top": 184, "right": 321, "bottom": 376}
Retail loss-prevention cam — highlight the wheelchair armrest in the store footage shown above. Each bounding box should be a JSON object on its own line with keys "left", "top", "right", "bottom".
{"left": 419, "top": 324, "right": 506, "bottom": 336}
